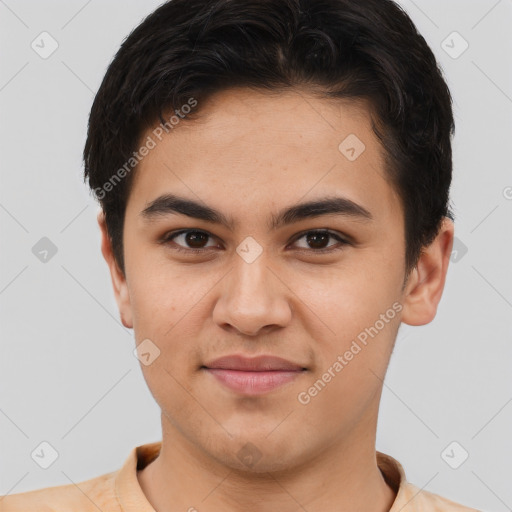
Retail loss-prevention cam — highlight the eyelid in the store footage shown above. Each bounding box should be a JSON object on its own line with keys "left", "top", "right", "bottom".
{"left": 289, "top": 228, "right": 350, "bottom": 245}
{"left": 160, "top": 229, "right": 221, "bottom": 251}
{"left": 160, "top": 228, "right": 351, "bottom": 253}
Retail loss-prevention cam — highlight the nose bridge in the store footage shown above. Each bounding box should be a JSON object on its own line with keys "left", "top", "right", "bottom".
{"left": 229, "top": 247, "right": 273, "bottom": 309}
{"left": 213, "top": 245, "right": 291, "bottom": 334}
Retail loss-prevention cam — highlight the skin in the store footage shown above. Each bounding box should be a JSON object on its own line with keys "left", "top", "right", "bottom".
{"left": 98, "top": 87, "right": 454, "bottom": 512}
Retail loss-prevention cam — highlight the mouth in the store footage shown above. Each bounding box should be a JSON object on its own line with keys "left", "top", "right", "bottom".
{"left": 201, "top": 354, "right": 308, "bottom": 396}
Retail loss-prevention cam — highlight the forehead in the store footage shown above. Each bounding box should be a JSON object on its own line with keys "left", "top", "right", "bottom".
{"left": 127, "top": 87, "right": 403, "bottom": 226}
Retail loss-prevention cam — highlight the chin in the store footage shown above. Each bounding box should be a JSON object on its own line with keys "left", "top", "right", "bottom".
{"left": 204, "top": 429, "right": 306, "bottom": 474}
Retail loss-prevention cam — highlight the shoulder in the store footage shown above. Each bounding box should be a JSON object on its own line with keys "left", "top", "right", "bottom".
{"left": 400, "top": 481, "right": 482, "bottom": 511}
{"left": 0, "top": 470, "right": 119, "bottom": 512}
{"left": 376, "top": 451, "right": 480, "bottom": 512}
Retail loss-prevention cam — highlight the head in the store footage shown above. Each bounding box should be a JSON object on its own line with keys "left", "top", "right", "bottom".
{"left": 84, "top": 0, "right": 455, "bottom": 472}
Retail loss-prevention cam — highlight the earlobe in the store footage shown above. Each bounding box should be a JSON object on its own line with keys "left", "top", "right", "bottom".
{"left": 97, "top": 209, "right": 133, "bottom": 329}
{"left": 401, "top": 217, "right": 454, "bottom": 326}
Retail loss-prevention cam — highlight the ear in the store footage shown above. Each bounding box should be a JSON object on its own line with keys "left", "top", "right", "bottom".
{"left": 401, "top": 217, "right": 454, "bottom": 326}
{"left": 97, "top": 209, "right": 133, "bottom": 329}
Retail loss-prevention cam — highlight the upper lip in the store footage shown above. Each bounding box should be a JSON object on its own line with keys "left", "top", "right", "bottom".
{"left": 203, "top": 355, "right": 306, "bottom": 371}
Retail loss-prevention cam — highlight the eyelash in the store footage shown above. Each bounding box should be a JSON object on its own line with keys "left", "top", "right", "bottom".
{"left": 160, "top": 229, "right": 350, "bottom": 255}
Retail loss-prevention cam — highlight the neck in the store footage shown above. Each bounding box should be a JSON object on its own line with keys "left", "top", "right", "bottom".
{"left": 137, "top": 413, "right": 397, "bottom": 512}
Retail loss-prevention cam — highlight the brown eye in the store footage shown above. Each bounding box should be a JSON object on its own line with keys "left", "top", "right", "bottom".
{"left": 162, "top": 230, "right": 218, "bottom": 252}
{"left": 160, "top": 228, "right": 349, "bottom": 256}
{"left": 305, "top": 232, "right": 330, "bottom": 249}
{"left": 182, "top": 231, "right": 209, "bottom": 248}
{"left": 291, "top": 230, "right": 349, "bottom": 253}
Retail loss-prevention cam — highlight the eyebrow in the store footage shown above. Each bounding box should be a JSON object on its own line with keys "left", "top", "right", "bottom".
{"left": 140, "top": 193, "right": 373, "bottom": 230}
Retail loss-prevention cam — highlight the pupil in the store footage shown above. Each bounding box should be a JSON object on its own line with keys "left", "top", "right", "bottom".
{"left": 186, "top": 231, "right": 207, "bottom": 248}
{"left": 307, "top": 232, "right": 328, "bottom": 249}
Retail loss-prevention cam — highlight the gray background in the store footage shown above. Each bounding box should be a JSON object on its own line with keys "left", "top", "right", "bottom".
{"left": 0, "top": 1, "right": 511, "bottom": 510}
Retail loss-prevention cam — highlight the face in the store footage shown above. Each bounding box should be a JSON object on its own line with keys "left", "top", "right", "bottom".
{"left": 100, "top": 87, "right": 453, "bottom": 472}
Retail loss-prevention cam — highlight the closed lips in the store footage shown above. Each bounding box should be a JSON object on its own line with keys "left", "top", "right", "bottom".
{"left": 202, "top": 355, "right": 307, "bottom": 372}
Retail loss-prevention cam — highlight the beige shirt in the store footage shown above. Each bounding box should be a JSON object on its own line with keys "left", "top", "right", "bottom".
{"left": 0, "top": 441, "right": 480, "bottom": 511}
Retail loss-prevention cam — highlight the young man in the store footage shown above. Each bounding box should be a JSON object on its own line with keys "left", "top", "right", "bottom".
{"left": 1, "top": 0, "right": 480, "bottom": 510}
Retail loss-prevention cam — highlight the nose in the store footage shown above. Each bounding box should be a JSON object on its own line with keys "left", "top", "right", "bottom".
{"left": 212, "top": 253, "right": 292, "bottom": 337}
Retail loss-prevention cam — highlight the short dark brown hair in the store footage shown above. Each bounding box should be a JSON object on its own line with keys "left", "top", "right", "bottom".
{"left": 83, "top": 0, "right": 455, "bottom": 277}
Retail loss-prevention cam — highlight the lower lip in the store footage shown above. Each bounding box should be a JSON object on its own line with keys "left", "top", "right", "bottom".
{"left": 203, "top": 368, "right": 305, "bottom": 395}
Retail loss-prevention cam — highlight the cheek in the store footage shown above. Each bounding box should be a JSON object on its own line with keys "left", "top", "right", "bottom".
{"left": 127, "top": 264, "right": 197, "bottom": 335}
{"left": 298, "top": 259, "right": 402, "bottom": 334}
{"left": 295, "top": 258, "right": 402, "bottom": 381}
{"left": 296, "top": 310, "right": 400, "bottom": 436}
